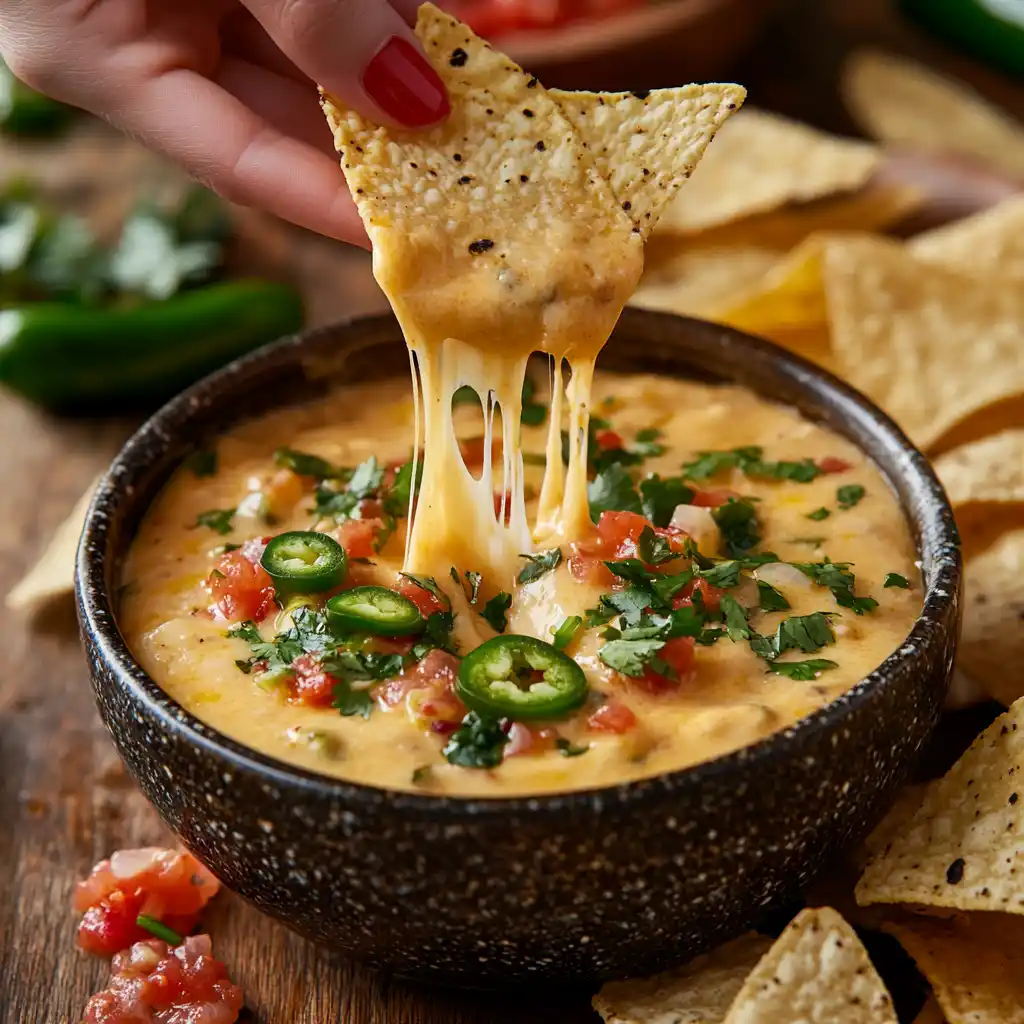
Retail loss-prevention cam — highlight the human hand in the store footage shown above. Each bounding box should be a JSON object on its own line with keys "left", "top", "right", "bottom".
{"left": 0, "top": 0, "right": 451, "bottom": 246}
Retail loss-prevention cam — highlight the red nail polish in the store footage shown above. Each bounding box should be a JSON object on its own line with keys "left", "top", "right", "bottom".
{"left": 362, "top": 36, "right": 450, "bottom": 128}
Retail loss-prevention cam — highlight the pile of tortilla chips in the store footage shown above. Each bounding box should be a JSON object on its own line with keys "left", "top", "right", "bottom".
{"left": 597, "top": 49, "right": 1024, "bottom": 1024}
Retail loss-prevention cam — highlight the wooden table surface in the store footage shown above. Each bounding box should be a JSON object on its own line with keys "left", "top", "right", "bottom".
{"left": 2, "top": 1, "right": 1022, "bottom": 1020}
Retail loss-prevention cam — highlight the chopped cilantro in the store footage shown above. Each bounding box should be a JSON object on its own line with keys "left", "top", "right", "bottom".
{"left": 274, "top": 447, "right": 342, "bottom": 479}
{"left": 555, "top": 737, "right": 590, "bottom": 757}
{"left": 443, "top": 712, "right": 508, "bottom": 768}
{"left": 330, "top": 680, "right": 375, "bottom": 719}
{"left": 792, "top": 559, "right": 878, "bottom": 615}
{"left": 719, "top": 595, "right": 751, "bottom": 642}
{"left": 551, "top": 615, "right": 583, "bottom": 650}
{"left": 195, "top": 508, "right": 235, "bottom": 535}
{"left": 884, "top": 573, "right": 911, "bottom": 589}
{"left": 481, "top": 592, "right": 512, "bottom": 633}
{"left": 806, "top": 507, "right": 830, "bottom": 521}
{"left": 518, "top": 548, "right": 562, "bottom": 584}
{"left": 184, "top": 449, "right": 218, "bottom": 478}
{"left": 837, "top": 484, "right": 866, "bottom": 510}
{"left": 767, "top": 659, "right": 839, "bottom": 680}
{"left": 451, "top": 567, "right": 482, "bottom": 604}
{"left": 697, "top": 560, "right": 742, "bottom": 588}
{"left": 712, "top": 497, "right": 761, "bottom": 558}
{"left": 750, "top": 611, "right": 835, "bottom": 660}
{"left": 312, "top": 455, "right": 385, "bottom": 522}
{"left": 382, "top": 460, "right": 420, "bottom": 517}
{"left": 640, "top": 474, "right": 694, "bottom": 528}
{"left": 683, "top": 446, "right": 822, "bottom": 484}
{"left": 587, "top": 463, "right": 642, "bottom": 520}
{"left": 347, "top": 456, "right": 384, "bottom": 497}
{"left": 598, "top": 637, "right": 666, "bottom": 677}
{"left": 411, "top": 611, "right": 458, "bottom": 659}
{"left": 637, "top": 526, "right": 676, "bottom": 566}
{"left": 633, "top": 427, "right": 666, "bottom": 458}
{"left": 757, "top": 580, "right": 791, "bottom": 612}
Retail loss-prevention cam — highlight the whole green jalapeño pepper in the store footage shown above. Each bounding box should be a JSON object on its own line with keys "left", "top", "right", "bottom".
{"left": 0, "top": 280, "right": 303, "bottom": 412}
{"left": 456, "top": 635, "right": 588, "bottom": 721}
{"left": 260, "top": 531, "right": 347, "bottom": 595}
{"left": 327, "top": 586, "right": 425, "bottom": 636}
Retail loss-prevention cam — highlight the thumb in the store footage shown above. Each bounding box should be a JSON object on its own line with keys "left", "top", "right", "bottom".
{"left": 241, "top": 0, "right": 449, "bottom": 128}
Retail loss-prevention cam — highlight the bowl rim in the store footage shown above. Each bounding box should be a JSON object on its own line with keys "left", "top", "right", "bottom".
{"left": 76, "top": 310, "right": 961, "bottom": 819}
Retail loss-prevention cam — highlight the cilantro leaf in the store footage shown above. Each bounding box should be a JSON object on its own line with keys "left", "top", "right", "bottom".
{"left": 683, "top": 449, "right": 748, "bottom": 480}
{"left": 518, "top": 548, "right": 562, "bottom": 584}
{"left": 697, "top": 560, "right": 742, "bottom": 588}
{"left": 639, "top": 474, "right": 694, "bottom": 528}
{"left": 555, "top": 737, "right": 590, "bottom": 757}
{"left": 347, "top": 456, "right": 384, "bottom": 498}
{"left": 195, "top": 508, "right": 235, "bottom": 535}
{"left": 767, "top": 659, "right": 839, "bottom": 680}
{"left": 633, "top": 427, "right": 666, "bottom": 458}
{"left": 551, "top": 615, "right": 583, "bottom": 650}
{"left": 757, "top": 580, "right": 791, "bottom": 612}
{"left": 712, "top": 497, "right": 761, "bottom": 558}
{"left": 411, "top": 611, "right": 458, "bottom": 659}
{"left": 331, "top": 681, "right": 375, "bottom": 719}
{"left": 791, "top": 559, "right": 879, "bottom": 616}
{"left": 806, "top": 507, "right": 830, "bottom": 521}
{"left": 683, "top": 446, "right": 822, "bottom": 484}
{"left": 651, "top": 570, "right": 695, "bottom": 604}
{"left": 751, "top": 612, "right": 835, "bottom": 660}
{"left": 637, "top": 526, "right": 676, "bottom": 566}
{"left": 383, "top": 460, "right": 421, "bottom": 517}
{"left": 598, "top": 637, "right": 665, "bottom": 677}
{"left": 274, "top": 447, "right": 342, "bottom": 480}
{"left": 884, "top": 572, "right": 911, "bottom": 589}
{"left": 837, "top": 484, "right": 866, "bottom": 510}
{"left": 720, "top": 594, "right": 751, "bottom": 642}
{"left": 603, "top": 558, "right": 655, "bottom": 585}
{"left": 443, "top": 712, "right": 508, "bottom": 768}
{"left": 588, "top": 464, "right": 642, "bottom": 520}
{"left": 184, "top": 449, "right": 218, "bottom": 478}
{"left": 481, "top": 592, "right": 512, "bottom": 633}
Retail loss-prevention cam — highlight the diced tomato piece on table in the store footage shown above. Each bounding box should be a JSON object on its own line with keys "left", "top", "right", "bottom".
{"left": 74, "top": 848, "right": 220, "bottom": 958}
{"left": 81, "top": 935, "right": 243, "bottom": 1024}
{"left": 587, "top": 701, "right": 637, "bottom": 733}
{"left": 207, "top": 548, "right": 275, "bottom": 623}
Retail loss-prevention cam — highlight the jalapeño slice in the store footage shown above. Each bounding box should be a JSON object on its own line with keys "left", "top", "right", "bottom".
{"left": 327, "top": 586, "right": 425, "bottom": 636}
{"left": 456, "top": 635, "right": 588, "bottom": 721}
{"left": 260, "top": 531, "right": 347, "bottom": 595}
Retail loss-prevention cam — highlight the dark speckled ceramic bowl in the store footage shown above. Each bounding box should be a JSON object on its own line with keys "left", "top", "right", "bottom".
{"left": 76, "top": 310, "right": 961, "bottom": 987}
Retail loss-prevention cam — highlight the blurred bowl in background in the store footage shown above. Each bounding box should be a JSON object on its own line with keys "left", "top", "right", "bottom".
{"left": 494, "top": 0, "right": 788, "bottom": 90}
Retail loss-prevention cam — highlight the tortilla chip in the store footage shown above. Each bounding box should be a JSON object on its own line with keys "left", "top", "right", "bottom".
{"left": 911, "top": 197, "right": 1024, "bottom": 280}
{"left": 656, "top": 109, "right": 881, "bottom": 236}
{"left": 842, "top": 50, "right": 1024, "bottom": 178}
{"left": 884, "top": 911, "right": 1024, "bottom": 1024}
{"left": 630, "top": 246, "right": 781, "bottom": 319}
{"left": 936, "top": 430, "right": 1024, "bottom": 507}
{"left": 912, "top": 995, "right": 947, "bottom": 1024}
{"left": 958, "top": 530, "right": 1024, "bottom": 707}
{"left": 722, "top": 907, "right": 897, "bottom": 1023}
{"left": 7, "top": 478, "right": 99, "bottom": 612}
{"left": 592, "top": 933, "right": 772, "bottom": 1024}
{"left": 856, "top": 698, "right": 1024, "bottom": 912}
{"left": 552, "top": 85, "right": 746, "bottom": 239}
{"left": 822, "top": 234, "right": 1024, "bottom": 450}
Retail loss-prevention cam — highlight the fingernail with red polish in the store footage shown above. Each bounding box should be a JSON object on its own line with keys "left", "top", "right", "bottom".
{"left": 362, "top": 36, "right": 450, "bottom": 128}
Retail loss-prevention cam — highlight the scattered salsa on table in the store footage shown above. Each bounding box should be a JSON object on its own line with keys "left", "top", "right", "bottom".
{"left": 119, "top": 371, "right": 920, "bottom": 798}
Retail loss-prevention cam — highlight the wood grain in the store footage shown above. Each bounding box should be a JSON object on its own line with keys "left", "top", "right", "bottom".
{"left": 2, "top": 3, "right": 1023, "bottom": 1020}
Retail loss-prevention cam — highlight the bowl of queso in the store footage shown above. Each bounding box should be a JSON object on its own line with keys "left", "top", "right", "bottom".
{"left": 76, "top": 308, "right": 960, "bottom": 985}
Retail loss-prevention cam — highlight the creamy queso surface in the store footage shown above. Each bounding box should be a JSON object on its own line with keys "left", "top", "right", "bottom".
{"left": 121, "top": 372, "right": 921, "bottom": 797}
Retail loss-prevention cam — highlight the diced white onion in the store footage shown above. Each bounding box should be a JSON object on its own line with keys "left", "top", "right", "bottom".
{"left": 669, "top": 504, "right": 719, "bottom": 551}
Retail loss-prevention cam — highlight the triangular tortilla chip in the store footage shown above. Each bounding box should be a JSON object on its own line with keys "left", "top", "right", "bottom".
{"left": 722, "top": 907, "right": 897, "bottom": 1023}
{"left": 856, "top": 698, "right": 1024, "bottom": 912}
{"left": 842, "top": 49, "right": 1024, "bottom": 178}
{"left": 958, "top": 530, "right": 1024, "bottom": 707}
{"left": 551, "top": 85, "right": 746, "bottom": 239}
{"left": 911, "top": 196, "right": 1024, "bottom": 280}
{"left": 7, "top": 477, "right": 99, "bottom": 612}
{"left": 656, "top": 109, "right": 880, "bottom": 236}
{"left": 936, "top": 430, "right": 1024, "bottom": 507}
{"left": 884, "top": 911, "right": 1024, "bottom": 1024}
{"left": 592, "top": 933, "right": 772, "bottom": 1024}
{"left": 823, "top": 234, "right": 1024, "bottom": 451}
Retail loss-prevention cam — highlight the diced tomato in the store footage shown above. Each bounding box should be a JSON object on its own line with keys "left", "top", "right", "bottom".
{"left": 505, "top": 723, "right": 558, "bottom": 757}
{"left": 587, "top": 701, "right": 637, "bottom": 733}
{"left": 674, "top": 577, "right": 725, "bottom": 615}
{"left": 595, "top": 430, "right": 624, "bottom": 450}
{"left": 376, "top": 650, "right": 465, "bottom": 730}
{"left": 75, "top": 848, "right": 220, "bottom": 958}
{"left": 819, "top": 456, "right": 852, "bottom": 474}
{"left": 394, "top": 574, "right": 446, "bottom": 618}
{"left": 690, "top": 488, "right": 737, "bottom": 508}
{"left": 288, "top": 653, "right": 339, "bottom": 707}
{"left": 634, "top": 636, "right": 696, "bottom": 694}
{"left": 333, "top": 518, "right": 383, "bottom": 559}
{"left": 567, "top": 548, "right": 617, "bottom": 588}
{"left": 81, "top": 935, "right": 243, "bottom": 1024}
{"left": 568, "top": 510, "right": 688, "bottom": 586}
{"left": 207, "top": 549, "right": 275, "bottom": 623}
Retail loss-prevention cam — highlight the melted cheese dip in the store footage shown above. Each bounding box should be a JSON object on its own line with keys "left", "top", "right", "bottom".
{"left": 121, "top": 373, "right": 920, "bottom": 797}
